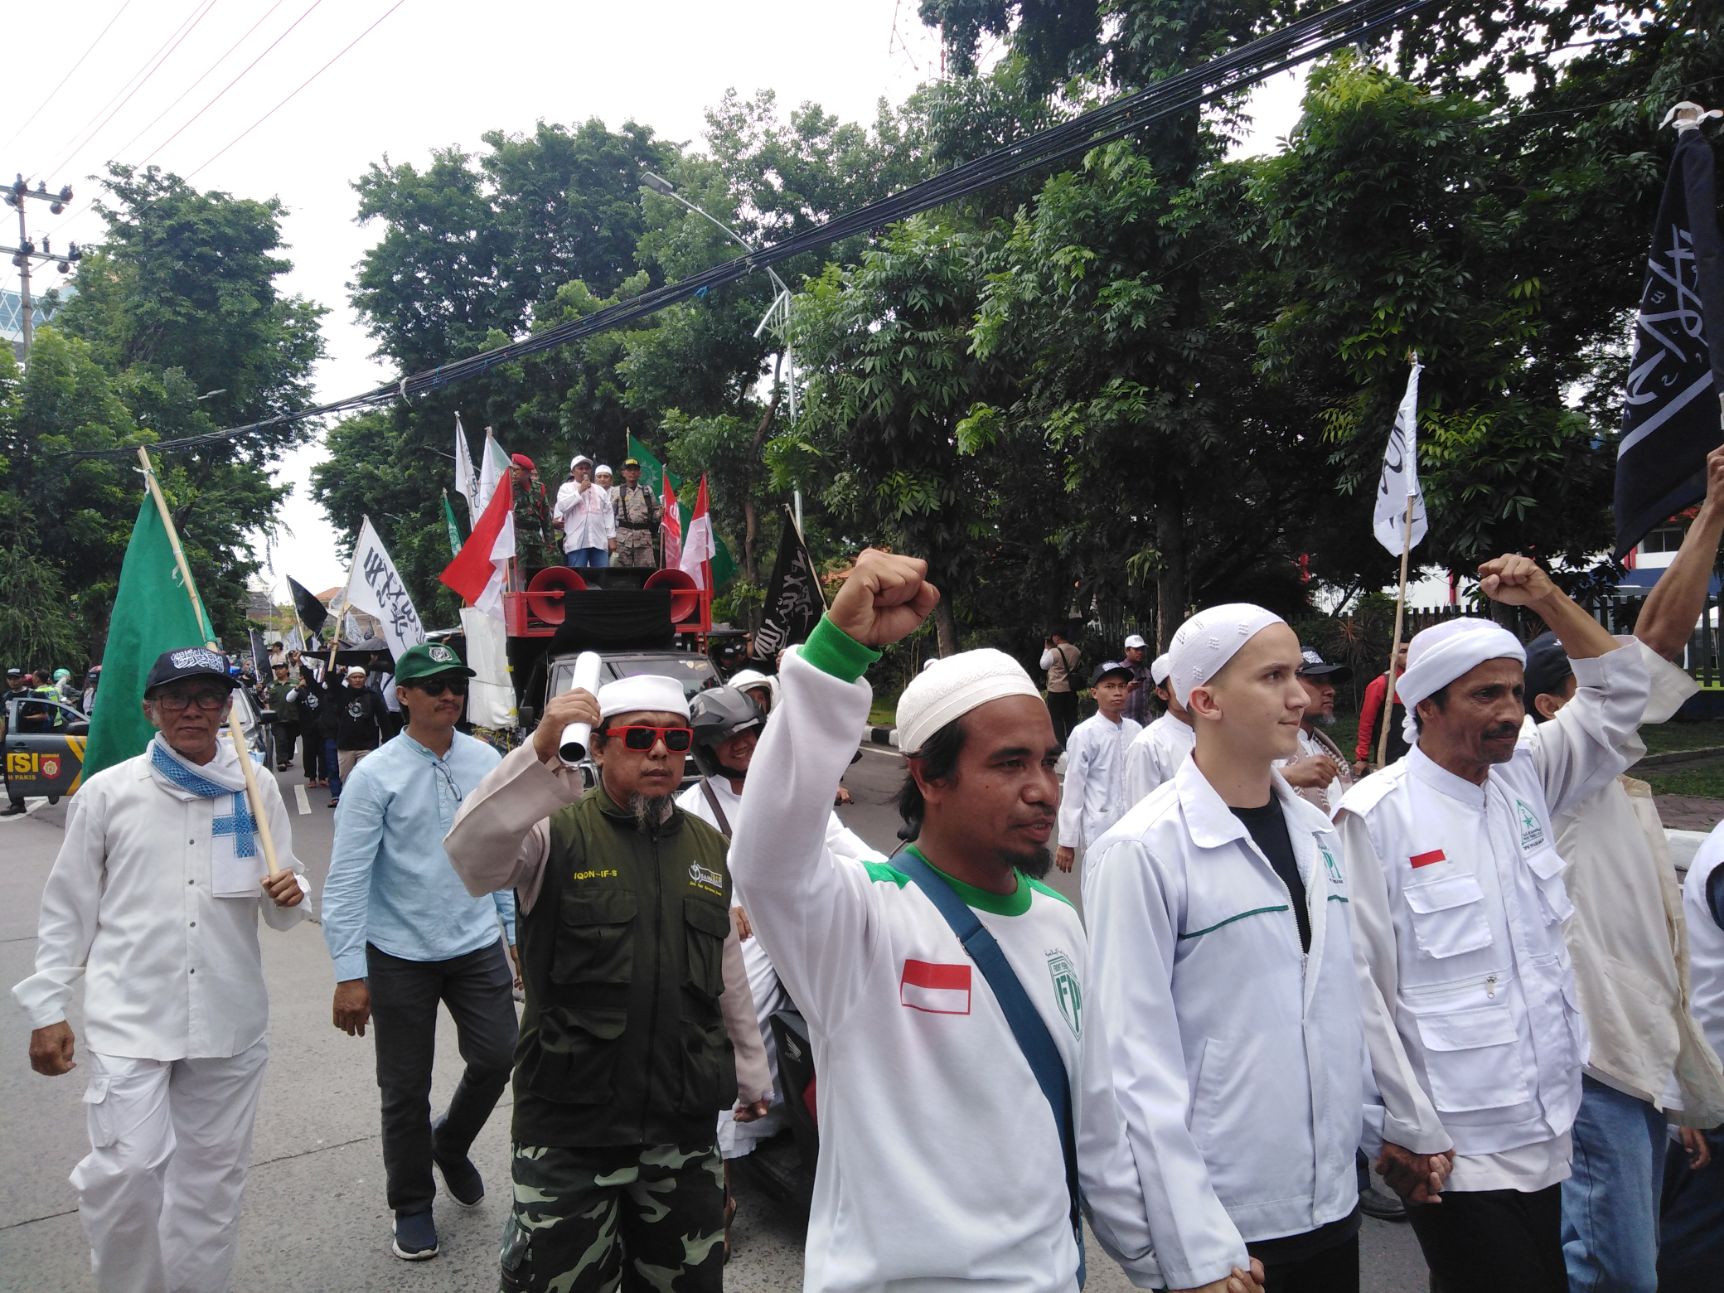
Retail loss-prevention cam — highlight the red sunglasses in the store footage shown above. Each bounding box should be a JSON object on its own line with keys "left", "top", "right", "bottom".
{"left": 609, "top": 724, "right": 694, "bottom": 752}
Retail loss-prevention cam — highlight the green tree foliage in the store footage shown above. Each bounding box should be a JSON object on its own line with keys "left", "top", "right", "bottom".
{"left": 0, "top": 166, "right": 322, "bottom": 665}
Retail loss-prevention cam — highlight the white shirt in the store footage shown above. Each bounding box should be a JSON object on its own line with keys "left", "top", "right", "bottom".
{"left": 1337, "top": 644, "right": 1650, "bottom": 1193}
{"left": 13, "top": 748, "right": 311, "bottom": 1060}
{"left": 1083, "top": 758, "right": 1364, "bottom": 1288}
{"left": 1276, "top": 725, "right": 1354, "bottom": 817}
{"left": 729, "top": 634, "right": 1159, "bottom": 1292}
{"left": 1056, "top": 712, "right": 1143, "bottom": 853}
{"left": 1683, "top": 827, "right": 1724, "bottom": 1059}
{"left": 553, "top": 478, "right": 615, "bottom": 552}
{"left": 1124, "top": 712, "right": 1195, "bottom": 804}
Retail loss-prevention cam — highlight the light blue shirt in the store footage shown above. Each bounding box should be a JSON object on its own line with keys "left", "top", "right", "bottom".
{"left": 322, "top": 730, "right": 515, "bottom": 981}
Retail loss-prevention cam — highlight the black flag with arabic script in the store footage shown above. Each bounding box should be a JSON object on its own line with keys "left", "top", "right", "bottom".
{"left": 1615, "top": 126, "right": 1724, "bottom": 559}
{"left": 287, "top": 575, "right": 330, "bottom": 637}
{"left": 751, "top": 509, "right": 823, "bottom": 664}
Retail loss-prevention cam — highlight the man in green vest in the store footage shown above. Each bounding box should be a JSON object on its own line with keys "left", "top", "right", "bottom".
{"left": 445, "top": 674, "right": 767, "bottom": 1292}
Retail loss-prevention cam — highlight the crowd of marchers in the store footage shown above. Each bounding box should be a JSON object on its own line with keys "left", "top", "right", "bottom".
{"left": 16, "top": 454, "right": 1724, "bottom": 1293}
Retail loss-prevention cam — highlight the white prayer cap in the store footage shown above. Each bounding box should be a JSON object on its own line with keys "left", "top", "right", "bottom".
{"left": 1167, "top": 603, "right": 1285, "bottom": 706}
{"left": 595, "top": 464, "right": 613, "bottom": 478}
{"left": 598, "top": 675, "right": 690, "bottom": 723}
{"left": 570, "top": 454, "right": 593, "bottom": 469}
{"left": 896, "top": 648, "right": 1041, "bottom": 755}
{"left": 1397, "top": 617, "right": 1525, "bottom": 741}
{"left": 1150, "top": 653, "right": 1171, "bottom": 686}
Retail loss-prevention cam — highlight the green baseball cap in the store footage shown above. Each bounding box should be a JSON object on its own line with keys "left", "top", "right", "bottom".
{"left": 394, "top": 642, "right": 475, "bottom": 684}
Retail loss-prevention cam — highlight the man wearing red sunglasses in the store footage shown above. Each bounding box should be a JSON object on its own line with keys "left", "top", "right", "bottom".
{"left": 446, "top": 672, "right": 767, "bottom": 1293}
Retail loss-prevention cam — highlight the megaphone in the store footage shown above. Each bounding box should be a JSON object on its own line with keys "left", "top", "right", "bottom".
{"left": 644, "top": 567, "right": 700, "bottom": 623}
{"left": 526, "top": 566, "right": 587, "bottom": 625}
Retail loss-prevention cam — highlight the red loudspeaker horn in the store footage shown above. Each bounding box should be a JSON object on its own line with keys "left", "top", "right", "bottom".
{"left": 644, "top": 567, "right": 700, "bottom": 623}
{"left": 525, "top": 566, "right": 587, "bottom": 625}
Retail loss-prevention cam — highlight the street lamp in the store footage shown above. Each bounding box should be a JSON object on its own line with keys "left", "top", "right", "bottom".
{"left": 641, "top": 171, "right": 803, "bottom": 531}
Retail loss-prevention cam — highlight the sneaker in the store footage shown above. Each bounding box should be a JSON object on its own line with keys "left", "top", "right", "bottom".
{"left": 392, "top": 1209, "right": 438, "bottom": 1260}
{"left": 431, "top": 1116, "right": 484, "bottom": 1207}
{"left": 1359, "top": 1182, "right": 1408, "bottom": 1221}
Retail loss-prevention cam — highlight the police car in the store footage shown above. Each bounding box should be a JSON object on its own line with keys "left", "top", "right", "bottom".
{"left": 3, "top": 693, "right": 90, "bottom": 806}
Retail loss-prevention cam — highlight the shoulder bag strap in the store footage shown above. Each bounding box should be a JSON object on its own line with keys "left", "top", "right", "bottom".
{"left": 892, "top": 847, "right": 1085, "bottom": 1286}
{"left": 699, "top": 775, "right": 733, "bottom": 837}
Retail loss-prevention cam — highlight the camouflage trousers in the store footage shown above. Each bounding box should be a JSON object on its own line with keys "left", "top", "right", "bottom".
{"left": 498, "top": 1141, "right": 724, "bottom": 1293}
{"left": 613, "top": 530, "right": 656, "bottom": 568}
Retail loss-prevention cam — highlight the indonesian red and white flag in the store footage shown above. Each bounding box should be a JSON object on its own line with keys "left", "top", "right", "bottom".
{"left": 899, "top": 959, "right": 972, "bottom": 1014}
{"left": 660, "top": 472, "right": 683, "bottom": 571}
{"left": 678, "top": 475, "right": 715, "bottom": 588}
{"left": 440, "top": 468, "right": 515, "bottom": 618}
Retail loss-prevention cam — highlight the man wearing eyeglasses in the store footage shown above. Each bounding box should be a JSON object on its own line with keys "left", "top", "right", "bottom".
{"left": 14, "top": 646, "right": 310, "bottom": 1293}
{"left": 444, "top": 673, "right": 767, "bottom": 1293}
{"left": 321, "top": 642, "right": 520, "bottom": 1263}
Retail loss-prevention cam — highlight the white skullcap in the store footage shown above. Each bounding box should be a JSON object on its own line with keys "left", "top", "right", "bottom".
{"left": 595, "top": 464, "right": 613, "bottom": 476}
{"left": 1167, "top": 603, "right": 1284, "bottom": 705}
{"left": 1150, "top": 653, "right": 1171, "bottom": 686}
{"left": 1397, "top": 617, "right": 1525, "bottom": 744}
{"left": 896, "top": 648, "right": 1040, "bottom": 755}
{"left": 598, "top": 675, "right": 690, "bottom": 723}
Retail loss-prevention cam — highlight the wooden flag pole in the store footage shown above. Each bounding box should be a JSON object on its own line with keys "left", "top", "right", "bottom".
{"left": 1376, "top": 498, "right": 1415, "bottom": 769}
{"left": 137, "top": 447, "right": 284, "bottom": 877}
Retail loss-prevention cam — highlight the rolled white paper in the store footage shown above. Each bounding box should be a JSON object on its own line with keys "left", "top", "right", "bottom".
{"left": 558, "top": 651, "right": 604, "bottom": 764}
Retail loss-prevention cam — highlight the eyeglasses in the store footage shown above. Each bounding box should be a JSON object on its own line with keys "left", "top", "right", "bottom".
{"left": 609, "top": 724, "right": 694, "bottom": 752}
{"left": 154, "top": 690, "right": 230, "bottom": 713}
{"left": 411, "top": 678, "right": 468, "bottom": 697}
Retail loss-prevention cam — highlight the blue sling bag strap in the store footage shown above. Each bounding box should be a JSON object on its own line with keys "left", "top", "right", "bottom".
{"left": 893, "top": 847, "right": 1086, "bottom": 1287}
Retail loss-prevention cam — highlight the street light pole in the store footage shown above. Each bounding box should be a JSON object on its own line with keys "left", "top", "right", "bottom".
{"left": 2, "top": 174, "right": 81, "bottom": 361}
{"left": 641, "top": 172, "right": 803, "bottom": 532}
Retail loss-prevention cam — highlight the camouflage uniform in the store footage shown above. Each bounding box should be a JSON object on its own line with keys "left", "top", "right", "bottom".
{"left": 500, "top": 1142, "right": 724, "bottom": 1292}
{"left": 613, "top": 481, "right": 660, "bottom": 568}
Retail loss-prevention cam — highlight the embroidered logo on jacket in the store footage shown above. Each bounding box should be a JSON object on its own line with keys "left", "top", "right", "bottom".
{"left": 900, "top": 959, "right": 972, "bottom": 1014}
{"left": 1047, "top": 950, "right": 1082, "bottom": 1038}
{"left": 1515, "top": 798, "right": 1546, "bottom": 851}
{"left": 1320, "top": 843, "right": 1344, "bottom": 885}
{"left": 687, "top": 863, "right": 724, "bottom": 895}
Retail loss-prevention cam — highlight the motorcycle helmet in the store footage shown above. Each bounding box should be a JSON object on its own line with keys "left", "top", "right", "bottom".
{"left": 688, "top": 686, "right": 764, "bottom": 778}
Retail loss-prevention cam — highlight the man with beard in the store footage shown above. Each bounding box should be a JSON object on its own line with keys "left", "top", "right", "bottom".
{"left": 322, "top": 643, "right": 520, "bottom": 1262}
{"left": 1279, "top": 649, "right": 1353, "bottom": 817}
{"left": 444, "top": 674, "right": 766, "bottom": 1292}
{"left": 1083, "top": 606, "right": 1363, "bottom": 1293}
{"left": 14, "top": 647, "right": 310, "bottom": 1293}
{"left": 1336, "top": 556, "right": 1651, "bottom": 1293}
{"left": 726, "top": 548, "right": 1173, "bottom": 1292}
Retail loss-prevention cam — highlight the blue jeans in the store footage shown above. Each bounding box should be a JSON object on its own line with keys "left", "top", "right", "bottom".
{"left": 322, "top": 736, "right": 342, "bottom": 800}
{"left": 564, "top": 547, "right": 608, "bottom": 569}
{"left": 1561, "top": 1074, "right": 1664, "bottom": 1293}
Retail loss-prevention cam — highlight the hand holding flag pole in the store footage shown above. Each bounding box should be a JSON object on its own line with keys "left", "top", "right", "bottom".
{"left": 136, "top": 447, "right": 283, "bottom": 877}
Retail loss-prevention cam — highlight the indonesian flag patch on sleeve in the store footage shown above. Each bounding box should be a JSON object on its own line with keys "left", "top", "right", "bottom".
{"left": 900, "top": 959, "right": 972, "bottom": 1015}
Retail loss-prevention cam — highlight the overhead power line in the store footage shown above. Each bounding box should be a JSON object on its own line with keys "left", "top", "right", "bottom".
{"left": 59, "top": 0, "right": 1442, "bottom": 460}
{"left": 40, "top": 0, "right": 221, "bottom": 183}
{"left": 1, "top": 0, "right": 137, "bottom": 154}
{"left": 188, "top": 0, "right": 410, "bottom": 179}
{"left": 140, "top": 0, "right": 325, "bottom": 168}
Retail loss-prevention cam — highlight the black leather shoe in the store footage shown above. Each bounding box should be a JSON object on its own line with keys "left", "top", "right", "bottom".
{"left": 431, "top": 1116, "right": 484, "bottom": 1207}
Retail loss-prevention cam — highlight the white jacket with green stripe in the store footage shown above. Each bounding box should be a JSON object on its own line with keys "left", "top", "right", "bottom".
{"left": 729, "top": 618, "right": 1160, "bottom": 1292}
{"left": 1082, "top": 755, "right": 1364, "bottom": 1290}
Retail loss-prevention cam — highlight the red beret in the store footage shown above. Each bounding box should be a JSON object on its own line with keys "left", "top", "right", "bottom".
{"left": 510, "top": 453, "right": 535, "bottom": 471}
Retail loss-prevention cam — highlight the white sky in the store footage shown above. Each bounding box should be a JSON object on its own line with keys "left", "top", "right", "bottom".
{"left": 9, "top": 1, "right": 1301, "bottom": 604}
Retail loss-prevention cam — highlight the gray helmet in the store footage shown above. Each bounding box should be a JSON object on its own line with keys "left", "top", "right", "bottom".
{"left": 689, "top": 686, "right": 763, "bottom": 777}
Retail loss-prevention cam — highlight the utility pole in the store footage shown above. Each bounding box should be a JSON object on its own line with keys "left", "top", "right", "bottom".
{"left": 2, "top": 174, "right": 81, "bottom": 360}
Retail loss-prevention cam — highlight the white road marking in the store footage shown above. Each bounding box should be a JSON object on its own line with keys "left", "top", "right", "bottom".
{"left": 294, "top": 784, "right": 311, "bottom": 816}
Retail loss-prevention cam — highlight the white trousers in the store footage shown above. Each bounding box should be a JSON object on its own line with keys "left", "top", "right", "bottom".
{"left": 70, "top": 1038, "right": 269, "bottom": 1293}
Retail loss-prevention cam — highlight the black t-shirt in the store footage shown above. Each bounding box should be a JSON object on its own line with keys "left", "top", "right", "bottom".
{"left": 335, "top": 684, "right": 382, "bottom": 750}
{"left": 1232, "top": 798, "right": 1310, "bottom": 953}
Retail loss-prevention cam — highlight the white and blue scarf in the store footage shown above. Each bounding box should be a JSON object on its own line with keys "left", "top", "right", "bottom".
{"left": 148, "top": 736, "right": 261, "bottom": 897}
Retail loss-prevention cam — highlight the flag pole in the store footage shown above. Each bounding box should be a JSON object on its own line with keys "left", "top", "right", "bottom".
{"left": 1377, "top": 497, "right": 1415, "bottom": 769}
{"left": 136, "top": 448, "right": 283, "bottom": 877}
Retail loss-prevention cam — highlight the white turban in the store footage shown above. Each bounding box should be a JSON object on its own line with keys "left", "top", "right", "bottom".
{"left": 598, "top": 675, "right": 690, "bottom": 723}
{"left": 897, "top": 648, "right": 1041, "bottom": 755}
{"left": 1397, "top": 617, "right": 1525, "bottom": 743}
{"left": 1150, "top": 653, "right": 1171, "bottom": 686}
{"left": 1167, "top": 603, "right": 1284, "bottom": 705}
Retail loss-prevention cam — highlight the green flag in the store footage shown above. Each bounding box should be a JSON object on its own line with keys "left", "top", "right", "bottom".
{"left": 627, "top": 433, "right": 738, "bottom": 587}
{"left": 83, "top": 499, "right": 217, "bottom": 779}
{"left": 441, "top": 488, "right": 463, "bottom": 556}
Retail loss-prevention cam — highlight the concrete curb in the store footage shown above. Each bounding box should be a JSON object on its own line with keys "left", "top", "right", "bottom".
{"left": 863, "top": 725, "right": 900, "bottom": 748}
{"left": 1639, "top": 745, "right": 1724, "bottom": 769}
